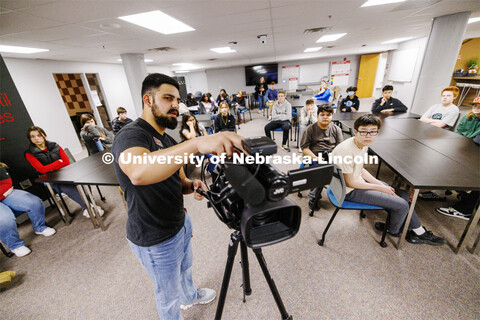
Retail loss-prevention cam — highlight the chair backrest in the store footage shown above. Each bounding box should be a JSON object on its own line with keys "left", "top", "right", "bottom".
{"left": 330, "top": 165, "right": 347, "bottom": 206}
{"left": 64, "top": 148, "right": 76, "bottom": 163}
{"left": 450, "top": 113, "right": 462, "bottom": 132}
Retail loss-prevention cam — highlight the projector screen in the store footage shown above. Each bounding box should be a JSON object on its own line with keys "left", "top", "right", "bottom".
{"left": 245, "top": 64, "right": 278, "bottom": 86}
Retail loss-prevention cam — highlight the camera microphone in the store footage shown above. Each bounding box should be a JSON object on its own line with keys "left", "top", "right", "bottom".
{"left": 224, "top": 164, "right": 265, "bottom": 207}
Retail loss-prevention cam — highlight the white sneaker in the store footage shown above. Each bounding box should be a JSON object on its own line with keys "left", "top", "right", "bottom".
{"left": 281, "top": 145, "right": 291, "bottom": 152}
{"left": 35, "top": 227, "right": 56, "bottom": 237}
{"left": 180, "top": 288, "right": 216, "bottom": 310}
{"left": 11, "top": 245, "right": 32, "bottom": 257}
{"left": 298, "top": 148, "right": 303, "bottom": 153}
{"left": 83, "top": 205, "right": 105, "bottom": 218}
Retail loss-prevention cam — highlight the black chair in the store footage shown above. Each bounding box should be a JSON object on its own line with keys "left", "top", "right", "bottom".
{"left": 0, "top": 242, "right": 14, "bottom": 258}
{"left": 318, "top": 166, "right": 391, "bottom": 248}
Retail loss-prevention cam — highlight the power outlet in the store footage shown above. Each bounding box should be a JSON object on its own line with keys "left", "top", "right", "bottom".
{"left": 19, "top": 179, "right": 33, "bottom": 189}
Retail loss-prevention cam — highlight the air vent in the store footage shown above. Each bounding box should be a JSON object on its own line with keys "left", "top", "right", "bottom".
{"left": 148, "top": 47, "right": 175, "bottom": 52}
{"left": 325, "top": 46, "right": 335, "bottom": 49}
{"left": 207, "top": 58, "right": 217, "bottom": 61}
{"left": 304, "top": 27, "right": 331, "bottom": 34}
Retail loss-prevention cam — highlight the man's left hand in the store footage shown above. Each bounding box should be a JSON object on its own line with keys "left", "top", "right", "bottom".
{"left": 192, "top": 179, "right": 208, "bottom": 200}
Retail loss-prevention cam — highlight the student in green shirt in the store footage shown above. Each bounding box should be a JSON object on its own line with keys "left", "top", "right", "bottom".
{"left": 456, "top": 96, "right": 480, "bottom": 138}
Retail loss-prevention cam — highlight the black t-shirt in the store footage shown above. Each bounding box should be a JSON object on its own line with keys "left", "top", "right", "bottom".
{"left": 112, "top": 118, "right": 184, "bottom": 246}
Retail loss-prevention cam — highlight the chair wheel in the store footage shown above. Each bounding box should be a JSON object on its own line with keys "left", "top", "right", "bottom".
{"left": 318, "top": 239, "right": 324, "bottom": 246}
{"left": 297, "top": 192, "right": 302, "bottom": 198}
{"left": 380, "top": 242, "right": 387, "bottom": 248}
{"left": 309, "top": 211, "right": 314, "bottom": 217}
{"left": 360, "top": 211, "right": 366, "bottom": 218}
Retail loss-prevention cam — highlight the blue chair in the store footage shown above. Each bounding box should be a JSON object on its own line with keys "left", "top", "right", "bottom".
{"left": 271, "top": 127, "right": 290, "bottom": 147}
{"left": 318, "top": 166, "right": 391, "bottom": 248}
{"left": 239, "top": 108, "right": 251, "bottom": 123}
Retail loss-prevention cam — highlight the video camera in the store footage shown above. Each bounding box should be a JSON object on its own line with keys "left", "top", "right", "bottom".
{"left": 201, "top": 137, "right": 334, "bottom": 249}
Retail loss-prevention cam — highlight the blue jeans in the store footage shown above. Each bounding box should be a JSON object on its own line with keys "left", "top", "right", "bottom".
{"left": 51, "top": 183, "right": 86, "bottom": 209}
{"left": 128, "top": 213, "right": 197, "bottom": 320}
{"left": 345, "top": 182, "right": 422, "bottom": 234}
{"left": 257, "top": 95, "right": 265, "bottom": 110}
{"left": 0, "top": 189, "right": 47, "bottom": 250}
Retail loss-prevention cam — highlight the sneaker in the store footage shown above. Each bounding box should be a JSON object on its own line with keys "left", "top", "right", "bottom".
{"left": 281, "top": 145, "right": 290, "bottom": 152}
{"left": 83, "top": 206, "right": 105, "bottom": 218}
{"left": 180, "top": 288, "right": 216, "bottom": 310}
{"left": 406, "top": 229, "right": 446, "bottom": 246}
{"left": 11, "top": 245, "right": 32, "bottom": 257}
{"left": 436, "top": 207, "right": 471, "bottom": 221}
{"left": 268, "top": 116, "right": 272, "bottom": 121}
{"left": 374, "top": 222, "right": 401, "bottom": 237}
{"left": 35, "top": 227, "right": 56, "bottom": 237}
{"left": 418, "top": 191, "right": 446, "bottom": 201}
{"left": 298, "top": 148, "right": 303, "bottom": 153}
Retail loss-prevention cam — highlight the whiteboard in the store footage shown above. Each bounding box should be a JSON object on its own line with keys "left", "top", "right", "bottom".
{"left": 299, "top": 63, "right": 329, "bottom": 84}
{"left": 388, "top": 47, "right": 419, "bottom": 82}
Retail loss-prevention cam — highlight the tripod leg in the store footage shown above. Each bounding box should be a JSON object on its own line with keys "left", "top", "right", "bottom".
{"left": 253, "top": 248, "right": 293, "bottom": 320}
{"left": 240, "top": 241, "right": 252, "bottom": 302}
{"left": 215, "top": 232, "right": 241, "bottom": 320}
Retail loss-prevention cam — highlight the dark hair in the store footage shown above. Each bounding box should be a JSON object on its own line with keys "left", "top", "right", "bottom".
{"left": 117, "top": 107, "right": 127, "bottom": 115}
{"left": 305, "top": 99, "right": 315, "bottom": 105}
{"left": 317, "top": 104, "right": 334, "bottom": 114}
{"left": 27, "top": 126, "right": 47, "bottom": 141}
{"left": 141, "top": 73, "right": 180, "bottom": 107}
{"left": 382, "top": 85, "right": 393, "bottom": 92}
{"left": 354, "top": 114, "right": 382, "bottom": 131}
{"left": 186, "top": 93, "right": 194, "bottom": 102}
{"left": 80, "top": 113, "right": 95, "bottom": 127}
{"left": 270, "top": 82, "right": 276, "bottom": 85}
{"left": 180, "top": 113, "right": 201, "bottom": 139}
{"left": 201, "top": 93, "right": 210, "bottom": 102}
{"left": 346, "top": 86, "right": 357, "bottom": 92}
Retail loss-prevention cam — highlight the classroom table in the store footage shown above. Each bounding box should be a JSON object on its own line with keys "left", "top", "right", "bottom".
{"left": 332, "top": 111, "right": 421, "bottom": 121}
{"left": 383, "top": 118, "right": 464, "bottom": 139}
{"left": 339, "top": 120, "right": 411, "bottom": 140}
{"left": 369, "top": 139, "right": 480, "bottom": 253}
{"left": 37, "top": 151, "right": 120, "bottom": 231}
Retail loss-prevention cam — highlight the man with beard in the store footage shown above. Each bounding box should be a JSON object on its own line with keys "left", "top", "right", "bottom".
{"left": 111, "top": 73, "right": 243, "bottom": 320}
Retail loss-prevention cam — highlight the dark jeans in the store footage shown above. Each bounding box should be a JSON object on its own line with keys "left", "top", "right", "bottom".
{"left": 345, "top": 182, "right": 422, "bottom": 234}
{"left": 265, "top": 120, "right": 291, "bottom": 145}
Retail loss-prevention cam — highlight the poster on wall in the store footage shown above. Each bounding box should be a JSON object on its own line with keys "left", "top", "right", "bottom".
{"left": 282, "top": 65, "right": 299, "bottom": 80}
{"left": 330, "top": 74, "right": 350, "bottom": 86}
{"left": 331, "top": 60, "right": 351, "bottom": 75}
{"left": 288, "top": 77, "right": 298, "bottom": 91}
{"left": 0, "top": 54, "right": 45, "bottom": 197}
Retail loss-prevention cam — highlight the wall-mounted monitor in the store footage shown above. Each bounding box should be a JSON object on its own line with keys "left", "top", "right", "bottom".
{"left": 245, "top": 64, "right": 278, "bottom": 86}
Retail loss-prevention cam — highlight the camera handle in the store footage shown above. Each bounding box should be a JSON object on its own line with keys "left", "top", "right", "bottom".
{"left": 215, "top": 230, "right": 293, "bottom": 320}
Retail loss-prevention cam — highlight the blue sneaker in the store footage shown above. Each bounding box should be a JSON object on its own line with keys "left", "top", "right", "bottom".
{"left": 180, "top": 288, "right": 216, "bottom": 310}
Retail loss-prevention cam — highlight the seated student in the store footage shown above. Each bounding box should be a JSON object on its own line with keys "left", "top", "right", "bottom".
{"left": 265, "top": 82, "right": 278, "bottom": 118}
{"left": 178, "top": 101, "right": 190, "bottom": 115}
{"left": 264, "top": 90, "right": 292, "bottom": 152}
{"left": 420, "top": 86, "right": 460, "bottom": 129}
{"left": 0, "top": 162, "right": 56, "bottom": 257}
{"left": 232, "top": 91, "right": 247, "bottom": 124}
{"left": 216, "top": 89, "right": 231, "bottom": 107}
{"left": 24, "top": 126, "right": 104, "bottom": 218}
{"left": 339, "top": 86, "right": 360, "bottom": 112}
{"left": 214, "top": 102, "right": 236, "bottom": 133}
{"left": 331, "top": 114, "right": 446, "bottom": 246}
{"left": 186, "top": 93, "right": 197, "bottom": 108}
{"left": 298, "top": 99, "right": 318, "bottom": 152}
{"left": 80, "top": 114, "right": 114, "bottom": 155}
{"left": 112, "top": 107, "right": 133, "bottom": 134}
{"left": 314, "top": 80, "right": 332, "bottom": 105}
{"left": 198, "top": 93, "right": 218, "bottom": 115}
{"left": 456, "top": 96, "right": 480, "bottom": 138}
{"left": 300, "top": 105, "right": 343, "bottom": 209}
{"left": 371, "top": 85, "right": 407, "bottom": 113}
{"left": 180, "top": 113, "right": 207, "bottom": 140}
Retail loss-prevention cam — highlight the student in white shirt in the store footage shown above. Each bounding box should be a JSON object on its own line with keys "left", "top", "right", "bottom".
{"left": 420, "top": 86, "right": 460, "bottom": 129}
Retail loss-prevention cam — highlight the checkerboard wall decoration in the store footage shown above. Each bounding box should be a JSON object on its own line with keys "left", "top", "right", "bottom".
{"left": 53, "top": 73, "right": 92, "bottom": 116}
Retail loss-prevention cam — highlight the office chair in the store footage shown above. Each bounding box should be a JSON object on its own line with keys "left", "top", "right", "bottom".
{"left": 0, "top": 209, "right": 34, "bottom": 258}
{"left": 318, "top": 166, "right": 391, "bottom": 248}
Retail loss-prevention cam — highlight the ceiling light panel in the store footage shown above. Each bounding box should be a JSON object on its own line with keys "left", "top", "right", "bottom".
{"left": 316, "top": 33, "right": 347, "bottom": 42}
{"left": 118, "top": 10, "right": 195, "bottom": 35}
{"left": 361, "top": 0, "right": 405, "bottom": 7}
{"left": 0, "top": 45, "right": 49, "bottom": 54}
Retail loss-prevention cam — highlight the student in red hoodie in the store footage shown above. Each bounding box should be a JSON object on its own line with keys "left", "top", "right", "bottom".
{"left": 0, "top": 162, "right": 56, "bottom": 257}
{"left": 24, "top": 126, "right": 103, "bottom": 218}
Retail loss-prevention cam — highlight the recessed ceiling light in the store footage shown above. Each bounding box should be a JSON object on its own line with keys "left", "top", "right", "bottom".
{"left": 361, "top": 0, "right": 405, "bottom": 7}
{"left": 381, "top": 37, "right": 413, "bottom": 44}
{"left": 172, "top": 63, "right": 193, "bottom": 68}
{"left": 0, "top": 45, "right": 49, "bottom": 54}
{"left": 468, "top": 17, "right": 480, "bottom": 24}
{"left": 117, "top": 58, "right": 153, "bottom": 62}
{"left": 175, "top": 70, "right": 190, "bottom": 73}
{"left": 316, "top": 33, "right": 347, "bottom": 43}
{"left": 118, "top": 10, "right": 195, "bottom": 35}
{"left": 304, "top": 47, "right": 323, "bottom": 52}
{"left": 210, "top": 47, "right": 236, "bottom": 54}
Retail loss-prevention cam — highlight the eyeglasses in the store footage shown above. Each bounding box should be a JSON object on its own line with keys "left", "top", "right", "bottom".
{"left": 358, "top": 131, "right": 378, "bottom": 136}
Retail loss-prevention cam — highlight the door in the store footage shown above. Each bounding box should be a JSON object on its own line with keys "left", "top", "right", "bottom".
{"left": 357, "top": 53, "right": 379, "bottom": 98}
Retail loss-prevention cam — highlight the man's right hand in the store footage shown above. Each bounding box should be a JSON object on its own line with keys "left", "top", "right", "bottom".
{"left": 377, "top": 184, "right": 396, "bottom": 195}
{"left": 380, "top": 97, "right": 387, "bottom": 106}
{"left": 195, "top": 132, "right": 244, "bottom": 157}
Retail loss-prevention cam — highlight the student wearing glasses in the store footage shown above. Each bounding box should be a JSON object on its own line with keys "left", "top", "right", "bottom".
{"left": 331, "top": 114, "right": 445, "bottom": 246}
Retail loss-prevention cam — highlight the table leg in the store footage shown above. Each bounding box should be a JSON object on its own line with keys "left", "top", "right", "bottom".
{"left": 85, "top": 185, "right": 106, "bottom": 231}
{"left": 397, "top": 188, "right": 419, "bottom": 249}
{"left": 45, "top": 182, "right": 70, "bottom": 225}
{"left": 456, "top": 205, "right": 480, "bottom": 254}
{"left": 470, "top": 230, "right": 480, "bottom": 255}
{"left": 76, "top": 185, "right": 98, "bottom": 229}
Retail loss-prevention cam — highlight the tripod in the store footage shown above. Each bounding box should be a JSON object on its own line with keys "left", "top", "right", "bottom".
{"left": 215, "top": 230, "right": 293, "bottom": 320}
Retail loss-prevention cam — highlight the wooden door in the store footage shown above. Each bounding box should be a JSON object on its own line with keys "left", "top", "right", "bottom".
{"left": 357, "top": 53, "right": 379, "bottom": 98}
